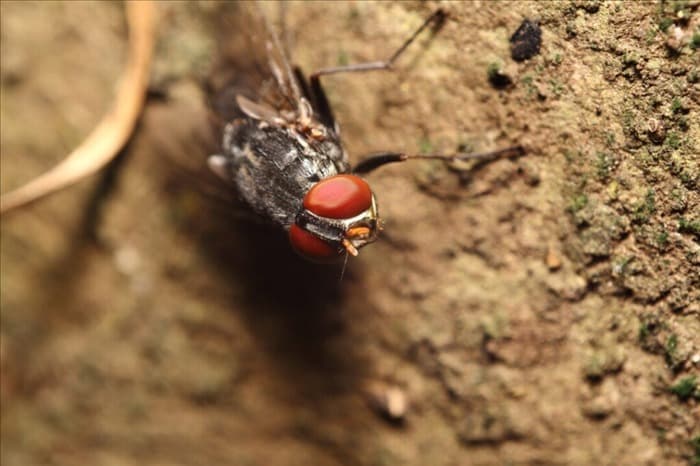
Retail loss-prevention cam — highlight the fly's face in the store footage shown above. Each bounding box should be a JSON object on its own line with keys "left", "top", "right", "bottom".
{"left": 290, "top": 174, "right": 381, "bottom": 262}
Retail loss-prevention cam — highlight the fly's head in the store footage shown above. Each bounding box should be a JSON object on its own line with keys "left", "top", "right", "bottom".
{"left": 290, "top": 175, "right": 382, "bottom": 262}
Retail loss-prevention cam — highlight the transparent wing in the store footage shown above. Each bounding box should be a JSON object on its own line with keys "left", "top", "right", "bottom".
{"left": 206, "top": 2, "right": 301, "bottom": 126}
{"left": 157, "top": 2, "right": 300, "bottom": 227}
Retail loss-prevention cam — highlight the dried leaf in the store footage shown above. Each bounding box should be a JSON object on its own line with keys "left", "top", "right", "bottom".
{"left": 0, "top": 1, "right": 157, "bottom": 214}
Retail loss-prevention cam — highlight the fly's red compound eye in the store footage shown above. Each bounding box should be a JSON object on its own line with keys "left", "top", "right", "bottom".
{"left": 290, "top": 175, "right": 375, "bottom": 262}
{"left": 289, "top": 224, "right": 340, "bottom": 262}
{"left": 303, "top": 174, "right": 372, "bottom": 219}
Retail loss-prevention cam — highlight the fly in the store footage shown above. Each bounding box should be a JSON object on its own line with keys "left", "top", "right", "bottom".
{"left": 208, "top": 7, "right": 523, "bottom": 262}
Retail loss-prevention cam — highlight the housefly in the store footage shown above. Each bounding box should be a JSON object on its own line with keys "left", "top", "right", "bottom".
{"left": 207, "top": 5, "right": 523, "bottom": 263}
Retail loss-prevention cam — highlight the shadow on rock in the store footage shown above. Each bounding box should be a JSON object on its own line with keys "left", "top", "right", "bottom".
{"left": 150, "top": 93, "right": 372, "bottom": 396}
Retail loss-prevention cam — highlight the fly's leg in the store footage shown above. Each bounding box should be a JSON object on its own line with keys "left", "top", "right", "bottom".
{"left": 293, "top": 67, "right": 313, "bottom": 107}
{"left": 352, "top": 146, "right": 525, "bottom": 175}
{"left": 311, "top": 9, "right": 446, "bottom": 79}
{"left": 307, "top": 73, "right": 336, "bottom": 131}
{"left": 300, "top": 8, "right": 523, "bottom": 175}
{"left": 308, "top": 9, "right": 447, "bottom": 131}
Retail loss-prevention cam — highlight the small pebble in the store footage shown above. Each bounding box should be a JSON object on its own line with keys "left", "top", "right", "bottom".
{"left": 511, "top": 19, "right": 542, "bottom": 62}
{"left": 366, "top": 383, "right": 408, "bottom": 423}
{"left": 546, "top": 248, "right": 562, "bottom": 271}
{"left": 115, "top": 246, "right": 141, "bottom": 275}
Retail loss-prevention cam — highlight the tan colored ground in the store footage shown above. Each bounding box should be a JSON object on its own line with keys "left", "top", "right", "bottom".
{"left": 1, "top": 1, "right": 698, "bottom": 465}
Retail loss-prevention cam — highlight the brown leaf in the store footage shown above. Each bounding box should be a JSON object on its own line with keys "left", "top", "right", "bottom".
{"left": 0, "top": 1, "right": 157, "bottom": 214}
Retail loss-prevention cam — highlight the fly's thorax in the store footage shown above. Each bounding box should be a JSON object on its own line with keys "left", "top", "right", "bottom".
{"left": 219, "top": 117, "right": 350, "bottom": 229}
{"left": 225, "top": 119, "right": 348, "bottom": 177}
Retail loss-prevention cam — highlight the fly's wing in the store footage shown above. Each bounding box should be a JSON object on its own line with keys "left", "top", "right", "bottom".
{"left": 156, "top": 2, "right": 296, "bottom": 227}
{"left": 206, "top": 2, "right": 301, "bottom": 127}
{"left": 163, "top": 1, "right": 317, "bottom": 230}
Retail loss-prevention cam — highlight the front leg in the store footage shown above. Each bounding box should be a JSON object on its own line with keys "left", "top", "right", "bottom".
{"left": 305, "top": 9, "right": 447, "bottom": 133}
